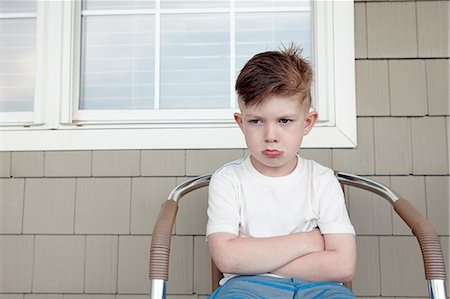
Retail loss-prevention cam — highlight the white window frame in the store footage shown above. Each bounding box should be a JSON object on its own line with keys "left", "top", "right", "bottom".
{"left": 0, "top": 0, "right": 356, "bottom": 151}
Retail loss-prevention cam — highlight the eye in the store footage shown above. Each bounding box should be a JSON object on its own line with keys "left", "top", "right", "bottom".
{"left": 279, "top": 119, "right": 292, "bottom": 124}
{"left": 248, "top": 119, "right": 262, "bottom": 125}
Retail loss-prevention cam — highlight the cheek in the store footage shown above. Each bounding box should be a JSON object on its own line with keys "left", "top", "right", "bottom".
{"left": 286, "top": 127, "right": 305, "bottom": 145}
{"left": 242, "top": 127, "right": 260, "bottom": 147}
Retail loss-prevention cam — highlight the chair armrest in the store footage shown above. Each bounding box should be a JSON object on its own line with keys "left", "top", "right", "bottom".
{"left": 394, "top": 198, "right": 446, "bottom": 281}
{"left": 149, "top": 200, "right": 178, "bottom": 281}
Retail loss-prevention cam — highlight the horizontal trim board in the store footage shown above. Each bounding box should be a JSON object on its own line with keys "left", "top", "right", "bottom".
{"left": 0, "top": 125, "right": 356, "bottom": 151}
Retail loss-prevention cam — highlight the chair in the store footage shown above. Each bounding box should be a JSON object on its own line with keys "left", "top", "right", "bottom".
{"left": 148, "top": 172, "right": 447, "bottom": 299}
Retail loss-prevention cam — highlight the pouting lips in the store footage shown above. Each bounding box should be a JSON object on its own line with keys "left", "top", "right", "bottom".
{"left": 262, "top": 150, "right": 283, "bottom": 157}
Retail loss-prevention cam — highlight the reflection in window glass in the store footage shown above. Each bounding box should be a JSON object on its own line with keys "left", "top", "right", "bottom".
{"left": 82, "top": 0, "right": 154, "bottom": 11}
{"left": 160, "top": 14, "right": 230, "bottom": 109}
{"left": 235, "top": 1, "right": 310, "bottom": 9}
{"left": 160, "top": 1, "right": 229, "bottom": 9}
{"left": 0, "top": 1, "right": 36, "bottom": 113}
{"left": 80, "top": 15, "right": 155, "bottom": 110}
{"left": 0, "top": 0, "right": 36, "bottom": 13}
{"left": 236, "top": 12, "right": 311, "bottom": 75}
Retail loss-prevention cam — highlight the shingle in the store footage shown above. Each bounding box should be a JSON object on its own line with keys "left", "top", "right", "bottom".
{"left": 348, "top": 176, "right": 392, "bottom": 235}
{"left": 426, "top": 59, "right": 450, "bottom": 116}
{"left": 352, "top": 236, "right": 381, "bottom": 296}
{"left": 379, "top": 236, "right": 428, "bottom": 297}
{"left": 63, "top": 295, "right": 115, "bottom": 299}
{"left": 0, "top": 235, "right": 33, "bottom": 292}
{"left": 130, "top": 177, "right": 177, "bottom": 234}
{"left": 166, "top": 236, "right": 194, "bottom": 294}
{"left": 417, "top": 1, "right": 450, "bottom": 57}
{"left": 0, "top": 294, "right": 24, "bottom": 299}
{"left": 175, "top": 177, "right": 208, "bottom": 235}
{"left": 425, "top": 176, "right": 450, "bottom": 235}
{"left": 117, "top": 236, "right": 151, "bottom": 294}
{"left": 25, "top": 295, "right": 62, "bottom": 299}
{"left": 448, "top": 117, "right": 450, "bottom": 170}
{"left": 390, "top": 176, "right": 427, "bottom": 236}
{"left": 0, "top": 179, "right": 24, "bottom": 233}
{"left": 75, "top": 178, "right": 131, "bottom": 234}
{"left": 0, "top": 152, "right": 11, "bottom": 177}
{"left": 23, "top": 178, "right": 76, "bottom": 234}
{"left": 141, "top": 150, "right": 185, "bottom": 176}
{"left": 92, "top": 150, "right": 140, "bottom": 177}
{"left": 333, "top": 118, "right": 375, "bottom": 175}
{"left": 85, "top": 236, "right": 118, "bottom": 293}
{"left": 0, "top": 295, "right": 25, "bottom": 299}
{"left": 448, "top": 116, "right": 450, "bottom": 169}
{"left": 374, "top": 118, "right": 412, "bottom": 175}
{"left": 33, "top": 235, "right": 85, "bottom": 293}
{"left": 11, "top": 152, "right": 44, "bottom": 177}
{"left": 366, "top": 2, "right": 417, "bottom": 58}
{"left": 45, "top": 151, "right": 91, "bottom": 177}
{"left": 194, "top": 236, "right": 212, "bottom": 295}
{"left": 389, "top": 60, "right": 427, "bottom": 116}
{"left": 186, "top": 149, "right": 244, "bottom": 176}
{"left": 299, "top": 149, "right": 332, "bottom": 168}
{"left": 355, "top": 60, "right": 390, "bottom": 116}
{"left": 354, "top": 3, "right": 367, "bottom": 59}
{"left": 411, "top": 117, "right": 448, "bottom": 175}
{"left": 115, "top": 296, "right": 149, "bottom": 299}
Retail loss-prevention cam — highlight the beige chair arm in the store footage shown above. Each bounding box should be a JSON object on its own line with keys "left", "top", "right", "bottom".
{"left": 394, "top": 198, "right": 446, "bottom": 281}
{"left": 149, "top": 200, "right": 178, "bottom": 281}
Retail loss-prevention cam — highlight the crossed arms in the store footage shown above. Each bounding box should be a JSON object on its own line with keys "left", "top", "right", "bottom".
{"left": 207, "top": 230, "right": 356, "bottom": 283}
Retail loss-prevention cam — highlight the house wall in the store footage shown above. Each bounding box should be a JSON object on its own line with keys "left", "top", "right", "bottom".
{"left": 0, "top": 1, "right": 449, "bottom": 298}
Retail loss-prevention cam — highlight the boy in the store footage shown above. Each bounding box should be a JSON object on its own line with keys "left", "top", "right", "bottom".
{"left": 206, "top": 46, "right": 357, "bottom": 299}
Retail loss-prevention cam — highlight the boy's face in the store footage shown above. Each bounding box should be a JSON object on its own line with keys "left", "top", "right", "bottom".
{"left": 234, "top": 95, "right": 318, "bottom": 177}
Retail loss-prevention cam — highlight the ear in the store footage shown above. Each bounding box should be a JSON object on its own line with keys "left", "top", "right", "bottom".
{"left": 234, "top": 112, "right": 244, "bottom": 131}
{"left": 303, "top": 110, "right": 318, "bottom": 135}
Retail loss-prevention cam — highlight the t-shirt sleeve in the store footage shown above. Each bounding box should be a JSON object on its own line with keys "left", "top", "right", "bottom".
{"left": 206, "top": 169, "right": 241, "bottom": 237}
{"left": 316, "top": 169, "right": 355, "bottom": 235}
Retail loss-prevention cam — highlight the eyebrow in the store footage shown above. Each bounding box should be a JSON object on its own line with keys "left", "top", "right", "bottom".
{"left": 244, "top": 114, "right": 298, "bottom": 119}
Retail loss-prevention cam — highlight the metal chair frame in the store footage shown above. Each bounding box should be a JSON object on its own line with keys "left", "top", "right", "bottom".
{"left": 149, "top": 172, "right": 447, "bottom": 299}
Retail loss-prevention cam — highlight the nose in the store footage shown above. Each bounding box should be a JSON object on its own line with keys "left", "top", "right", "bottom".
{"left": 265, "top": 123, "right": 279, "bottom": 143}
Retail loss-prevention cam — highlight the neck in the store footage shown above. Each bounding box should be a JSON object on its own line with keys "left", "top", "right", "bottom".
{"left": 250, "top": 155, "right": 298, "bottom": 177}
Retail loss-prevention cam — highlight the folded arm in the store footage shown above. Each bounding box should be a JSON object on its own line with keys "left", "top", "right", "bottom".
{"left": 271, "top": 233, "right": 356, "bottom": 283}
{"left": 207, "top": 229, "right": 324, "bottom": 275}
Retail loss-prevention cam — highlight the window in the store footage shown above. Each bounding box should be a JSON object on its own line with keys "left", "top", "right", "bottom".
{"left": 0, "top": 0, "right": 37, "bottom": 123}
{"left": 0, "top": 0, "right": 356, "bottom": 150}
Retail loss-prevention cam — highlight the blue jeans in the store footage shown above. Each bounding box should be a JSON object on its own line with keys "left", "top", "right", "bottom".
{"left": 208, "top": 275, "right": 356, "bottom": 299}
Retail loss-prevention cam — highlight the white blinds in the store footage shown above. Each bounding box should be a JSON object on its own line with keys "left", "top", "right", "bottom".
{"left": 80, "top": 14, "right": 155, "bottom": 110}
{"left": 160, "top": 13, "right": 230, "bottom": 109}
{"left": 0, "top": 0, "right": 36, "bottom": 113}
{"left": 79, "top": 0, "right": 312, "bottom": 111}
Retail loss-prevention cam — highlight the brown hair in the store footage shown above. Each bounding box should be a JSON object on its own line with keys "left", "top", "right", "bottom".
{"left": 235, "top": 45, "right": 313, "bottom": 107}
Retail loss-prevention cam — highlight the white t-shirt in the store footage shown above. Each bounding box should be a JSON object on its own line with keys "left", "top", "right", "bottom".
{"left": 206, "top": 155, "right": 355, "bottom": 283}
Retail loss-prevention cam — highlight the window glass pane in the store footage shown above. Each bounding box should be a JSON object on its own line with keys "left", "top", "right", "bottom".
{"left": 0, "top": 0, "right": 36, "bottom": 13}
{"left": 160, "top": 13, "right": 230, "bottom": 109}
{"left": 82, "top": 0, "right": 154, "bottom": 11}
{"left": 0, "top": 17, "right": 36, "bottom": 112}
{"left": 235, "top": 11, "right": 311, "bottom": 76}
{"left": 80, "top": 15, "right": 155, "bottom": 110}
{"left": 79, "top": 0, "right": 311, "bottom": 112}
{"left": 236, "top": 0, "right": 309, "bottom": 9}
{"left": 160, "top": 1, "right": 229, "bottom": 9}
